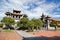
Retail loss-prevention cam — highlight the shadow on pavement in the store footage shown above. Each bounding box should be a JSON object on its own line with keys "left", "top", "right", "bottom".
{"left": 23, "top": 36, "right": 60, "bottom": 40}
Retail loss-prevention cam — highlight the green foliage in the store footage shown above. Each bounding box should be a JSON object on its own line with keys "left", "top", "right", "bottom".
{"left": 50, "top": 21, "right": 57, "bottom": 27}
{"left": 1, "top": 17, "right": 15, "bottom": 27}
{"left": 50, "top": 21, "right": 57, "bottom": 30}
{"left": 17, "top": 17, "right": 43, "bottom": 30}
{"left": 2, "top": 30, "right": 13, "bottom": 32}
{"left": 20, "top": 17, "right": 29, "bottom": 24}
{"left": 27, "top": 20, "right": 35, "bottom": 27}
{"left": 17, "top": 17, "right": 29, "bottom": 28}
{"left": 31, "top": 18, "right": 43, "bottom": 27}
{"left": 0, "top": 23, "right": 3, "bottom": 28}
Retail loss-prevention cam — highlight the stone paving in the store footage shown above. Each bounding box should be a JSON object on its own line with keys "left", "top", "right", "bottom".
{"left": 0, "top": 30, "right": 60, "bottom": 40}
{"left": 29, "top": 30, "right": 60, "bottom": 37}
{"left": 16, "top": 30, "right": 36, "bottom": 38}
{"left": 16, "top": 30, "right": 41, "bottom": 40}
{"left": 17, "top": 30, "right": 60, "bottom": 40}
{"left": 0, "top": 31, "right": 22, "bottom": 40}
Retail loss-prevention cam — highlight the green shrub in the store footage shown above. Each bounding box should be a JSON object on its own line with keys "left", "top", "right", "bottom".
{"left": 0, "top": 23, "right": 3, "bottom": 28}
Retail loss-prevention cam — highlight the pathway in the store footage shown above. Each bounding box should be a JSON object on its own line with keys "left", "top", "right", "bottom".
{"left": 16, "top": 30, "right": 36, "bottom": 38}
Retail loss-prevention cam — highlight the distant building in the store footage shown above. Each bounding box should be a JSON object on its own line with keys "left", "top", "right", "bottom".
{"left": 41, "top": 14, "right": 50, "bottom": 29}
{"left": 5, "top": 10, "right": 27, "bottom": 22}
{"left": 4, "top": 10, "right": 28, "bottom": 29}
{"left": 41, "top": 13, "right": 60, "bottom": 30}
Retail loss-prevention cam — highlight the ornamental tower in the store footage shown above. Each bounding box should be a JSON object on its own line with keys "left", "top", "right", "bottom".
{"left": 5, "top": 10, "right": 23, "bottom": 21}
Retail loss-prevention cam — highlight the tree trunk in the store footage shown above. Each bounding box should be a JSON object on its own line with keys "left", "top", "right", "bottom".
{"left": 28, "top": 27, "right": 31, "bottom": 31}
{"left": 39, "top": 27, "right": 41, "bottom": 30}
{"left": 32, "top": 27, "right": 34, "bottom": 31}
{"left": 36, "top": 26, "right": 38, "bottom": 30}
{"left": 55, "top": 26, "right": 57, "bottom": 30}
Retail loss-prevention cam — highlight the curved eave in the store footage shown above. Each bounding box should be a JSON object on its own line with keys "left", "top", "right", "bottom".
{"left": 51, "top": 19, "right": 60, "bottom": 22}
{"left": 48, "top": 18, "right": 53, "bottom": 20}
{"left": 57, "top": 24, "right": 60, "bottom": 27}
{"left": 5, "top": 12, "right": 12, "bottom": 15}
{"left": 11, "top": 13, "right": 22, "bottom": 16}
{"left": 5, "top": 12, "right": 22, "bottom": 16}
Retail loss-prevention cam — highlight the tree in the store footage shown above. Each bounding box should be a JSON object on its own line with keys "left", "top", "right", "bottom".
{"left": 31, "top": 18, "right": 43, "bottom": 30}
{"left": 0, "top": 23, "right": 3, "bottom": 28}
{"left": 17, "top": 17, "right": 43, "bottom": 31}
{"left": 50, "top": 20, "right": 57, "bottom": 30}
{"left": 17, "top": 17, "right": 29, "bottom": 29}
{"left": 0, "top": 23, "right": 3, "bottom": 32}
{"left": 27, "top": 20, "right": 35, "bottom": 31}
{"left": 1, "top": 17, "right": 15, "bottom": 29}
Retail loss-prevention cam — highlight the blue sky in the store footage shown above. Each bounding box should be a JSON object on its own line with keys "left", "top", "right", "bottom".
{"left": 0, "top": 0, "right": 60, "bottom": 20}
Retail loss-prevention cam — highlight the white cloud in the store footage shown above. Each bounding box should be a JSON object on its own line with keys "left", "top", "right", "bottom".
{"left": 0, "top": 0, "right": 60, "bottom": 19}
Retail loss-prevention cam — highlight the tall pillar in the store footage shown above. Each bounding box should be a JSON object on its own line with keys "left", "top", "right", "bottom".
{"left": 14, "top": 16, "right": 16, "bottom": 20}
{"left": 11, "top": 15, "right": 13, "bottom": 18}
{"left": 47, "top": 20, "right": 50, "bottom": 29}
{"left": 17, "top": 16, "right": 19, "bottom": 20}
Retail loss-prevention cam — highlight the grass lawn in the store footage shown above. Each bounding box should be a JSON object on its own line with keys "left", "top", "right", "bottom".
{"left": 2, "top": 30, "right": 14, "bottom": 32}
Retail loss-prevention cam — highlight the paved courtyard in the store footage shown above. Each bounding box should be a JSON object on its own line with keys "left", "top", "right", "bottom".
{"left": 0, "top": 30, "right": 60, "bottom": 40}
{"left": 17, "top": 30, "right": 60, "bottom": 40}
{"left": 28, "top": 30, "right": 60, "bottom": 40}
{"left": 0, "top": 31, "right": 22, "bottom": 40}
{"left": 28, "top": 30, "right": 60, "bottom": 37}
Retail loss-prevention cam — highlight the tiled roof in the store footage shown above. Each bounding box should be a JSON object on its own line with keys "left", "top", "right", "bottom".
{"left": 48, "top": 18, "right": 60, "bottom": 26}
{"left": 5, "top": 12, "right": 22, "bottom": 16}
{"left": 57, "top": 24, "right": 60, "bottom": 26}
{"left": 48, "top": 18, "right": 60, "bottom": 22}
{"left": 51, "top": 19, "right": 60, "bottom": 22}
{"left": 12, "top": 13, "right": 22, "bottom": 16}
{"left": 5, "top": 12, "right": 12, "bottom": 14}
{"left": 47, "top": 18, "right": 53, "bottom": 20}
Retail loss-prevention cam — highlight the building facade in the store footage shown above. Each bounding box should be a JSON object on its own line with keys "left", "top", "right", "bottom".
{"left": 5, "top": 10, "right": 27, "bottom": 22}
{"left": 41, "top": 13, "right": 60, "bottom": 30}
{"left": 41, "top": 14, "right": 51, "bottom": 29}
{"left": 4, "top": 10, "right": 27, "bottom": 29}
